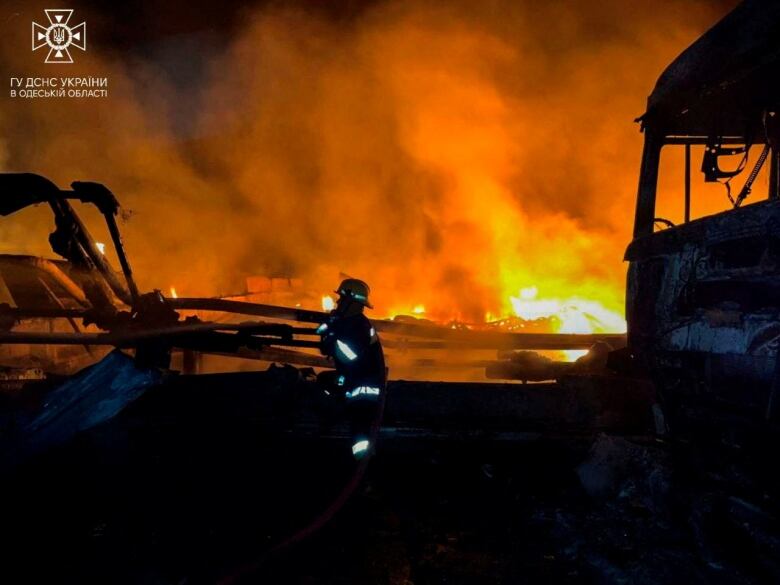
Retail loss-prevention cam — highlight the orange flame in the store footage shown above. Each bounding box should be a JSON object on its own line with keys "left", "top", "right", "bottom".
{"left": 0, "top": 1, "right": 726, "bottom": 343}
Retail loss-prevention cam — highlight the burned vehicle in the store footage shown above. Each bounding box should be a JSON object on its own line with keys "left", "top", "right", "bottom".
{"left": 627, "top": 0, "right": 780, "bottom": 437}
{"left": 0, "top": 174, "right": 135, "bottom": 373}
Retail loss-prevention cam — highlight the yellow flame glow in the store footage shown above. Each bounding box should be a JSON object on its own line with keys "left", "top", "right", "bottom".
{"left": 169, "top": 287, "right": 178, "bottom": 299}
{"left": 518, "top": 285, "right": 538, "bottom": 300}
{"left": 509, "top": 286, "right": 626, "bottom": 361}
{"left": 322, "top": 295, "right": 335, "bottom": 312}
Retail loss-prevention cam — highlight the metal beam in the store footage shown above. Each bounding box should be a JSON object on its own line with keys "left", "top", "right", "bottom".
{"left": 168, "top": 298, "right": 626, "bottom": 349}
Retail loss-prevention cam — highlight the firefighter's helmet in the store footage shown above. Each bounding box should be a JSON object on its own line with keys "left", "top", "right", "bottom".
{"left": 336, "top": 278, "right": 373, "bottom": 308}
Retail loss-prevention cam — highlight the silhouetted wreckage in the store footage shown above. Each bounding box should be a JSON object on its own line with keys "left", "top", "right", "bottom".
{"left": 0, "top": 173, "right": 654, "bottom": 583}
{"left": 0, "top": 173, "right": 639, "bottom": 470}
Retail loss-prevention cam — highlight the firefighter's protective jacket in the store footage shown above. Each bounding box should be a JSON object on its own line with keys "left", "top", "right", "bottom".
{"left": 319, "top": 312, "right": 386, "bottom": 392}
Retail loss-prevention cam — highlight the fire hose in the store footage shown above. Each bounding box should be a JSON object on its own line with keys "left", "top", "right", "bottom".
{"left": 216, "top": 388, "right": 387, "bottom": 585}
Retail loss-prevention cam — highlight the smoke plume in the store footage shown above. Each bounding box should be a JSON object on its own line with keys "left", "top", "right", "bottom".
{"left": 0, "top": 0, "right": 736, "bottom": 321}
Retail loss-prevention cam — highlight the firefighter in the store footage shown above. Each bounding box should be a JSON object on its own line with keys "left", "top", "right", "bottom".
{"left": 318, "top": 278, "right": 386, "bottom": 460}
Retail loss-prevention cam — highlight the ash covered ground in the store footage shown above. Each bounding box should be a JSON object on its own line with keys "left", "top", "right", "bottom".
{"left": 4, "top": 422, "right": 776, "bottom": 585}
{"left": 253, "top": 437, "right": 774, "bottom": 585}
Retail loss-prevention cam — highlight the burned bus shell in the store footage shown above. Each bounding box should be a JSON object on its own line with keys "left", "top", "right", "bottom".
{"left": 627, "top": 0, "right": 780, "bottom": 426}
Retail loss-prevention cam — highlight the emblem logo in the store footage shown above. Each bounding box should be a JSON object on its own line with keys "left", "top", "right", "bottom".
{"left": 32, "top": 9, "right": 86, "bottom": 64}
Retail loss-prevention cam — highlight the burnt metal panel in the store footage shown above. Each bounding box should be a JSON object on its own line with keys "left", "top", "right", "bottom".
{"left": 641, "top": 0, "right": 780, "bottom": 136}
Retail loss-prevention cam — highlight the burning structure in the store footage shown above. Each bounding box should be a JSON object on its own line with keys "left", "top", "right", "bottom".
{"left": 2, "top": 0, "right": 780, "bottom": 584}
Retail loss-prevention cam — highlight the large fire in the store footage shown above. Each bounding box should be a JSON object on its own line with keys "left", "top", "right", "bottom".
{"left": 330, "top": 275, "right": 625, "bottom": 362}
{"left": 0, "top": 0, "right": 725, "bottom": 353}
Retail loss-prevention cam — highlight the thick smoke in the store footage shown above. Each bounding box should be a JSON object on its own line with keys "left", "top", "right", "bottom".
{"left": 0, "top": 0, "right": 735, "bottom": 320}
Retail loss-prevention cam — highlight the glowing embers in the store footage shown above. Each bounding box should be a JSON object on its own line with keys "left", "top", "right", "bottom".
{"left": 508, "top": 285, "right": 626, "bottom": 361}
